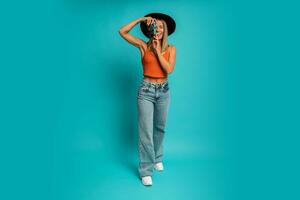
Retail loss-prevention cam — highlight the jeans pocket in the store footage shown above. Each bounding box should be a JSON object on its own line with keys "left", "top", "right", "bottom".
{"left": 141, "top": 87, "right": 149, "bottom": 93}
{"left": 139, "top": 84, "right": 150, "bottom": 93}
{"left": 162, "top": 83, "right": 169, "bottom": 93}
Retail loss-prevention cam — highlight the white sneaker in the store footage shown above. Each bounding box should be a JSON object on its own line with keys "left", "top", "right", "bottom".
{"left": 141, "top": 176, "right": 152, "bottom": 186}
{"left": 154, "top": 162, "right": 164, "bottom": 171}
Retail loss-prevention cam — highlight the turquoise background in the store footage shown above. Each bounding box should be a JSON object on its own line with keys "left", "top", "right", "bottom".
{"left": 0, "top": 0, "right": 299, "bottom": 200}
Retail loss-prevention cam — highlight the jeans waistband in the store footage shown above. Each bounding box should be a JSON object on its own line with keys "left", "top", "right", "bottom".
{"left": 142, "top": 79, "right": 169, "bottom": 88}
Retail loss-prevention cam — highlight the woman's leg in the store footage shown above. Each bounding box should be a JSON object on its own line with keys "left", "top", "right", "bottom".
{"left": 137, "top": 97, "right": 155, "bottom": 178}
{"left": 153, "top": 89, "right": 170, "bottom": 163}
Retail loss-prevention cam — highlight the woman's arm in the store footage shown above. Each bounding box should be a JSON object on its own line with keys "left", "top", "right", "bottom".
{"left": 118, "top": 17, "right": 153, "bottom": 48}
{"left": 155, "top": 45, "right": 176, "bottom": 74}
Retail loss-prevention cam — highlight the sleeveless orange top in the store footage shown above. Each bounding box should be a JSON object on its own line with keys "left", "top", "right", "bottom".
{"left": 142, "top": 45, "right": 170, "bottom": 78}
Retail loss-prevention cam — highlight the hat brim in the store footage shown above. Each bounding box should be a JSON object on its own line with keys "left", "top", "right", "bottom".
{"left": 140, "top": 13, "right": 176, "bottom": 38}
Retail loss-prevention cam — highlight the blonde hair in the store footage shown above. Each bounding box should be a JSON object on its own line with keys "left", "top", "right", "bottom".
{"left": 147, "top": 19, "right": 169, "bottom": 52}
{"left": 161, "top": 20, "right": 169, "bottom": 52}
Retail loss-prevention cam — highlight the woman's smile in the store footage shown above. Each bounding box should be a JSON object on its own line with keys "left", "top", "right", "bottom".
{"left": 154, "top": 32, "right": 163, "bottom": 39}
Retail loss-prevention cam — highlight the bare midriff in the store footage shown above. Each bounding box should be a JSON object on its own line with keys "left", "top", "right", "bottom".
{"left": 143, "top": 75, "right": 168, "bottom": 84}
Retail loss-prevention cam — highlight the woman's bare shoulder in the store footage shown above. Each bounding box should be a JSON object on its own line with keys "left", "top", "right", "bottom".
{"left": 141, "top": 40, "right": 150, "bottom": 51}
{"left": 168, "top": 44, "right": 176, "bottom": 51}
{"left": 139, "top": 40, "right": 150, "bottom": 58}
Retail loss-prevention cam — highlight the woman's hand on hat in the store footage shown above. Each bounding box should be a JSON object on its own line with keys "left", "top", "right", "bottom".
{"left": 143, "top": 16, "right": 156, "bottom": 26}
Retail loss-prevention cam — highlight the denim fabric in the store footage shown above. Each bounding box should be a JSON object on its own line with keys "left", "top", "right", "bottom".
{"left": 137, "top": 79, "right": 170, "bottom": 178}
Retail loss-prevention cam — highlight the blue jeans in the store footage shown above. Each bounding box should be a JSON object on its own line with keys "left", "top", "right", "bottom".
{"left": 137, "top": 79, "right": 170, "bottom": 178}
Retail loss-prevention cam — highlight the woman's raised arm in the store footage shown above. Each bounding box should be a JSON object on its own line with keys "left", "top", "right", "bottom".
{"left": 118, "top": 17, "right": 154, "bottom": 48}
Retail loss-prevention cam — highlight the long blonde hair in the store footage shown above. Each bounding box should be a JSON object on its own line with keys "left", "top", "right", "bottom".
{"left": 147, "top": 19, "right": 169, "bottom": 52}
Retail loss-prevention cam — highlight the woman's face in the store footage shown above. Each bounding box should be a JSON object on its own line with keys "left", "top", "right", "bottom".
{"left": 153, "top": 20, "right": 164, "bottom": 40}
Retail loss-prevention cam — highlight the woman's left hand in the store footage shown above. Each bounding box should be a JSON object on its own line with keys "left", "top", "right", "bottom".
{"left": 152, "top": 38, "right": 161, "bottom": 55}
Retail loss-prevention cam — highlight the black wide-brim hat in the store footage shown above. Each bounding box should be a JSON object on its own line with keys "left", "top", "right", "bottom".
{"left": 140, "top": 12, "right": 176, "bottom": 38}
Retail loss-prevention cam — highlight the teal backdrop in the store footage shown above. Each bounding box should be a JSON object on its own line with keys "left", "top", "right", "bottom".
{"left": 0, "top": 0, "right": 299, "bottom": 200}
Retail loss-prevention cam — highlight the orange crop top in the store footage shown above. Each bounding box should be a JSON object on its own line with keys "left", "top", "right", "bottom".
{"left": 142, "top": 46, "right": 170, "bottom": 78}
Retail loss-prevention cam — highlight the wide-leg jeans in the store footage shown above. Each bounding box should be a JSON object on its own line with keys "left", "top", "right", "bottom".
{"left": 137, "top": 79, "right": 170, "bottom": 178}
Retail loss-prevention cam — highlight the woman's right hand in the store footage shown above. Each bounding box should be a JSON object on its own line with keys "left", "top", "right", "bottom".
{"left": 142, "top": 16, "right": 155, "bottom": 26}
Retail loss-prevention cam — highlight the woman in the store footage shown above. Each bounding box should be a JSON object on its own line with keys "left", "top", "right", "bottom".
{"left": 119, "top": 13, "right": 176, "bottom": 186}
